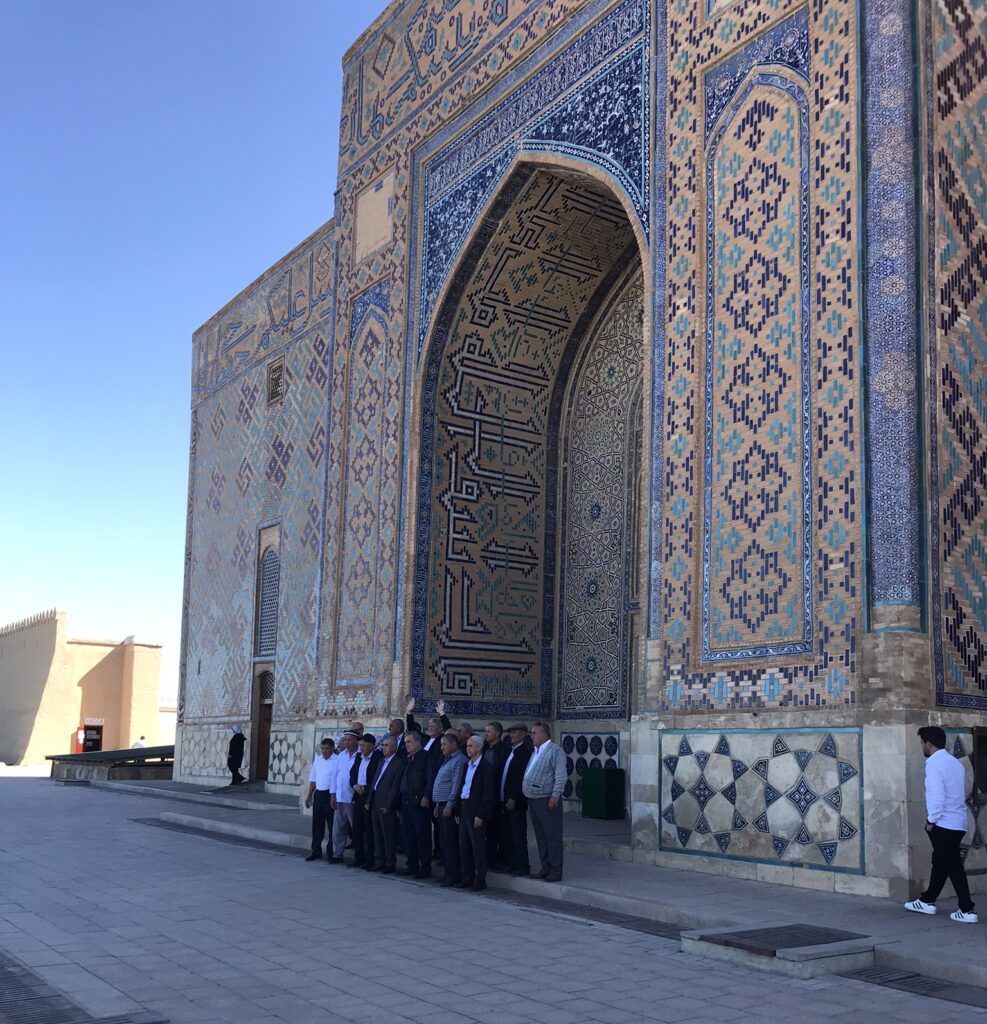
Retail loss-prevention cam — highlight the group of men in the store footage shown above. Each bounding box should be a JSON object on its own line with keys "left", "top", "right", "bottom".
{"left": 304, "top": 700, "right": 568, "bottom": 891}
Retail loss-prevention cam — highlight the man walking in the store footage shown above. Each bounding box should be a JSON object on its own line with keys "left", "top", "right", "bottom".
{"left": 369, "top": 735, "right": 404, "bottom": 873}
{"left": 304, "top": 737, "right": 336, "bottom": 861}
{"left": 905, "top": 726, "right": 977, "bottom": 923}
{"left": 522, "top": 722, "right": 568, "bottom": 882}
{"left": 330, "top": 731, "right": 359, "bottom": 865}
{"left": 227, "top": 726, "right": 246, "bottom": 786}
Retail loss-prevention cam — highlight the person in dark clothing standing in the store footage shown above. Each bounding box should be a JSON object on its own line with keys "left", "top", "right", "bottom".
{"left": 227, "top": 726, "right": 246, "bottom": 786}
{"left": 501, "top": 723, "right": 533, "bottom": 875}
{"left": 406, "top": 698, "right": 450, "bottom": 862}
{"left": 456, "top": 734, "right": 496, "bottom": 891}
{"left": 399, "top": 731, "right": 436, "bottom": 878}
{"left": 482, "top": 721, "right": 509, "bottom": 869}
{"left": 349, "top": 733, "right": 380, "bottom": 869}
{"left": 432, "top": 731, "right": 468, "bottom": 887}
{"left": 368, "top": 735, "right": 404, "bottom": 873}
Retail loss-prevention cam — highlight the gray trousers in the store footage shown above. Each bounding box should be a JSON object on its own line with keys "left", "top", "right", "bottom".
{"left": 332, "top": 802, "right": 354, "bottom": 857}
{"left": 528, "top": 797, "right": 563, "bottom": 873}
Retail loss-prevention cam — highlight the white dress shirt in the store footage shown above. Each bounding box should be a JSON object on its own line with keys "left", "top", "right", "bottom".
{"left": 309, "top": 753, "right": 335, "bottom": 791}
{"left": 332, "top": 748, "right": 357, "bottom": 802}
{"left": 925, "top": 747, "right": 969, "bottom": 831}
{"left": 461, "top": 756, "right": 481, "bottom": 798}
{"left": 374, "top": 753, "right": 396, "bottom": 789}
{"left": 356, "top": 753, "right": 372, "bottom": 787}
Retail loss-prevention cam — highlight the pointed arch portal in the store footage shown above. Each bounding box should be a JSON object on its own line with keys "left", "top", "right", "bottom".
{"left": 412, "top": 165, "right": 646, "bottom": 719}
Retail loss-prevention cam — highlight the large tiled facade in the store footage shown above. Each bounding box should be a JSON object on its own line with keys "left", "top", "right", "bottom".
{"left": 178, "top": 0, "right": 987, "bottom": 896}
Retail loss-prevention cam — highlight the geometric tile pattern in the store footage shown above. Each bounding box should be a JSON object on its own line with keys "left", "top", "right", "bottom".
{"left": 659, "top": 0, "right": 861, "bottom": 707}
{"left": 268, "top": 730, "right": 306, "bottom": 788}
{"left": 413, "top": 170, "right": 637, "bottom": 717}
{"left": 179, "top": 225, "right": 336, "bottom": 726}
{"left": 176, "top": 725, "right": 251, "bottom": 782}
{"left": 659, "top": 729, "right": 864, "bottom": 872}
{"left": 927, "top": 0, "right": 987, "bottom": 708}
{"left": 863, "top": 0, "right": 922, "bottom": 619}
{"left": 558, "top": 273, "right": 643, "bottom": 717}
{"left": 946, "top": 731, "right": 986, "bottom": 874}
{"left": 702, "top": 12, "right": 812, "bottom": 662}
{"left": 561, "top": 732, "right": 620, "bottom": 802}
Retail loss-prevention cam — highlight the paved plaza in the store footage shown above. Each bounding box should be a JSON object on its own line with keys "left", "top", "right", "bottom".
{"left": 0, "top": 777, "right": 981, "bottom": 1024}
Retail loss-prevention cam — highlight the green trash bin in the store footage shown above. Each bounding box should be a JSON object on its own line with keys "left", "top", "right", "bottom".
{"left": 581, "top": 766, "right": 626, "bottom": 819}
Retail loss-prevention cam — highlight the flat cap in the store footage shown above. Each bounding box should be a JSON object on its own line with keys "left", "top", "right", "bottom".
{"left": 507, "top": 723, "right": 529, "bottom": 733}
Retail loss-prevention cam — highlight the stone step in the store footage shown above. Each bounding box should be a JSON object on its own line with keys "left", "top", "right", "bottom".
{"left": 93, "top": 780, "right": 295, "bottom": 812}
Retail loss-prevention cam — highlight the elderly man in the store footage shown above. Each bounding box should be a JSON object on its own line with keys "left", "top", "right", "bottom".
{"left": 329, "top": 730, "right": 359, "bottom": 864}
{"left": 456, "top": 734, "right": 496, "bottom": 891}
{"left": 483, "top": 721, "right": 509, "bottom": 869}
{"left": 432, "top": 731, "right": 468, "bottom": 887}
{"left": 521, "top": 722, "right": 568, "bottom": 882}
{"left": 455, "top": 720, "right": 475, "bottom": 749}
{"left": 304, "top": 737, "right": 336, "bottom": 861}
{"left": 349, "top": 733, "right": 380, "bottom": 869}
{"left": 348, "top": 721, "right": 365, "bottom": 738}
{"left": 368, "top": 735, "right": 404, "bottom": 873}
{"left": 399, "top": 731, "right": 436, "bottom": 878}
{"left": 501, "top": 724, "right": 532, "bottom": 875}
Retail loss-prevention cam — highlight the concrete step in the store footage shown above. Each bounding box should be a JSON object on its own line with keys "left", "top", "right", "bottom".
{"left": 94, "top": 780, "right": 295, "bottom": 812}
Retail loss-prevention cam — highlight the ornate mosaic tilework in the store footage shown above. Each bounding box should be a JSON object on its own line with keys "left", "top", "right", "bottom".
{"left": 413, "top": 170, "right": 638, "bottom": 716}
{"left": 658, "top": 0, "right": 862, "bottom": 707}
{"left": 332, "top": 279, "right": 395, "bottom": 689}
{"left": 702, "top": 18, "right": 812, "bottom": 661}
{"left": 946, "top": 730, "right": 986, "bottom": 874}
{"left": 558, "top": 274, "right": 644, "bottom": 717}
{"left": 180, "top": 227, "right": 336, "bottom": 726}
{"left": 927, "top": 0, "right": 987, "bottom": 708}
{"left": 268, "top": 730, "right": 306, "bottom": 787}
{"left": 659, "top": 729, "right": 864, "bottom": 872}
{"left": 863, "top": 0, "right": 922, "bottom": 622}
{"left": 561, "top": 731, "right": 621, "bottom": 801}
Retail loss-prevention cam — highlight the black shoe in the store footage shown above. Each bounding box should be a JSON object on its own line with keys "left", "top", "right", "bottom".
{"left": 544, "top": 872, "right": 562, "bottom": 883}
{"left": 305, "top": 853, "right": 322, "bottom": 862}
{"left": 511, "top": 867, "right": 530, "bottom": 876}
{"left": 531, "top": 869, "right": 549, "bottom": 879}
{"left": 414, "top": 869, "right": 432, "bottom": 880}
{"left": 366, "top": 865, "right": 383, "bottom": 872}
{"left": 456, "top": 879, "right": 475, "bottom": 889}
{"left": 325, "top": 856, "right": 340, "bottom": 864}
{"left": 349, "top": 860, "right": 364, "bottom": 869}
{"left": 381, "top": 867, "right": 395, "bottom": 875}
{"left": 471, "top": 881, "right": 488, "bottom": 892}
{"left": 397, "top": 867, "right": 415, "bottom": 876}
{"left": 439, "top": 877, "right": 459, "bottom": 888}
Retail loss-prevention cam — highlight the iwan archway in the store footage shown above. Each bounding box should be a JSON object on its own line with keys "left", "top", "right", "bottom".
{"left": 411, "top": 163, "right": 648, "bottom": 726}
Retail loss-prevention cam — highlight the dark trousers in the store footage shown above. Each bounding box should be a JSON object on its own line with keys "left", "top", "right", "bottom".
{"left": 401, "top": 797, "right": 432, "bottom": 873}
{"left": 504, "top": 801, "right": 530, "bottom": 872}
{"left": 351, "top": 795, "right": 373, "bottom": 866}
{"left": 922, "top": 825, "right": 974, "bottom": 912}
{"left": 311, "top": 790, "right": 334, "bottom": 856}
{"left": 372, "top": 807, "right": 399, "bottom": 869}
{"left": 459, "top": 814, "right": 488, "bottom": 885}
{"left": 227, "top": 756, "right": 244, "bottom": 785}
{"left": 529, "top": 797, "right": 563, "bottom": 874}
{"left": 486, "top": 803, "right": 505, "bottom": 866}
{"left": 437, "top": 803, "right": 460, "bottom": 882}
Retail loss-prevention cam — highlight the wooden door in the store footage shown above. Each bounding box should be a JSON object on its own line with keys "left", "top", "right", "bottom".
{"left": 255, "top": 703, "right": 272, "bottom": 781}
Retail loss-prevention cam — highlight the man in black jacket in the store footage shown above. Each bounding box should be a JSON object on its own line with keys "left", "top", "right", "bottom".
{"left": 227, "top": 726, "right": 246, "bottom": 785}
{"left": 455, "top": 734, "right": 496, "bottom": 891}
{"left": 406, "top": 698, "right": 450, "bottom": 861}
{"left": 368, "top": 735, "right": 404, "bottom": 873}
{"left": 399, "top": 731, "right": 436, "bottom": 878}
{"left": 482, "top": 721, "right": 510, "bottom": 869}
{"left": 501, "top": 723, "right": 533, "bottom": 875}
{"left": 349, "top": 733, "right": 381, "bottom": 869}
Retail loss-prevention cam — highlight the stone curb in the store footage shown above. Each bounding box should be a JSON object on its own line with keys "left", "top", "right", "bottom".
{"left": 94, "top": 780, "right": 291, "bottom": 812}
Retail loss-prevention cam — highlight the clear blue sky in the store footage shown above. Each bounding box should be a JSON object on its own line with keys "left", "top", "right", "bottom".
{"left": 0, "top": 0, "right": 391, "bottom": 700}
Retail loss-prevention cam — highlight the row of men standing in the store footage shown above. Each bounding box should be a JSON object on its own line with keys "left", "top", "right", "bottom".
{"left": 304, "top": 705, "right": 569, "bottom": 890}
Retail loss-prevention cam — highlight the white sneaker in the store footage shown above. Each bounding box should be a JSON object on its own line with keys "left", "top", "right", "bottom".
{"left": 950, "top": 909, "right": 978, "bottom": 923}
{"left": 904, "top": 899, "right": 937, "bottom": 914}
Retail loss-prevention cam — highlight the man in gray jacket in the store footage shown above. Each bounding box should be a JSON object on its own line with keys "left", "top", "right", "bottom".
{"left": 521, "top": 721, "right": 568, "bottom": 882}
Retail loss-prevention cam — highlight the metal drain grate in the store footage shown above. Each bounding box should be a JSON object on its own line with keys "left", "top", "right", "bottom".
{"left": 841, "top": 966, "right": 987, "bottom": 1009}
{"left": 0, "top": 951, "right": 167, "bottom": 1024}
{"left": 698, "top": 924, "right": 868, "bottom": 956}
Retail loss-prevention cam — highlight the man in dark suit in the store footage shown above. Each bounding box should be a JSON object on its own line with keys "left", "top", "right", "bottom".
{"left": 501, "top": 723, "right": 533, "bottom": 875}
{"left": 482, "top": 721, "right": 510, "bottom": 869}
{"left": 399, "top": 731, "right": 436, "bottom": 878}
{"left": 407, "top": 698, "right": 450, "bottom": 861}
{"left": 455, "top": 734, "right": 496, "bottom": 891}
{"left": 368, "top": 735, "right": 404, "bottom": 873}
{"left": 349, "top": 733, "right": 381, "bottom": 869}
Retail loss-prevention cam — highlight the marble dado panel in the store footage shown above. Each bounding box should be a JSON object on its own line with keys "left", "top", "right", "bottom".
{"left": 947, "top": 731, "right": 986, "bottom": 874}
{"left": 659, "top": 729, "right": 863, "bottom": 873}
{"left": 268, "top": 730, "right": 306, "bottom": 788}
{"left": 177, "top": 725, "right": 250, "bottom": 781}
{"left": 561, "top": 731, "right": 620, "bottom": 801}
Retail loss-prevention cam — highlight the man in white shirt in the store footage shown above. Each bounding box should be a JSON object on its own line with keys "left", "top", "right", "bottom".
{"left": 904, "top": 726, "right": 977, "bottom": 923}
{"left": 304, "top": 737, "right": 336, "bottom": 861}
{"left": 329, "top": 731, "right": 359, "bottom": 865}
